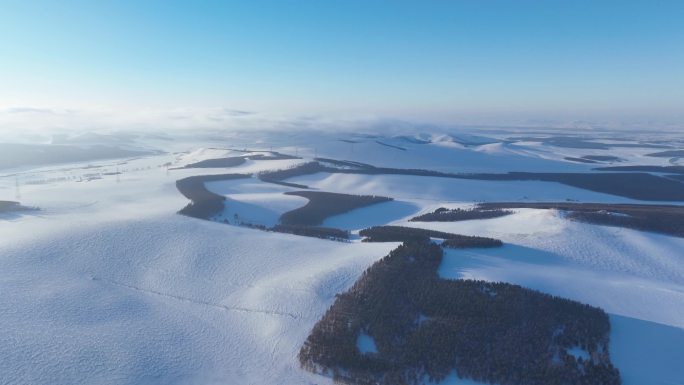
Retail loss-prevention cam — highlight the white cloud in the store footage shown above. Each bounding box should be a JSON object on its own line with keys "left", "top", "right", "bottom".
{"left": 0, "top": 104, "right": 681, "bottom": 145}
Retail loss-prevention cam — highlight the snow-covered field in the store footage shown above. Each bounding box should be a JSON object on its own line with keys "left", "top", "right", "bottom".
{"left": 1, "top": 129, "right": 683, "bottom": 385}
{"left": 206, "top": 177, "right": 308, "bottom": 227}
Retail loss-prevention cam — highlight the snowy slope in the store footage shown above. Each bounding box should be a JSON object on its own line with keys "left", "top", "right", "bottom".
{"left": 288, "top": 172, "right": 666, "bottom": 204}
{"left": 0, "top": 212, "right": 396, "bottom": 385}
{"left": 1, "top": 128, "right": 683, "bottom": 385}
{"left": 205, "top": 177, "right": 308, "bottom": 226}
{"left": 426, "top": 210, "right": 684, "bottom": 384}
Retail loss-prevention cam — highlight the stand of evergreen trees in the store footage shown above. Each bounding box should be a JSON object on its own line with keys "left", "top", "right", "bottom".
{"left": 183, "top": 156, "right": 246, "bottom": 168}
{"left": 183, "top": 152, "right": 302, "bottom": 169}
{"left": 271, "top": 224, "right": 349, "bottom": 240}
{"left": 175, "top": 174, "right": 357, "bottom": 240}
{"left": 299, "top": 240, "right": 620, "bottom": 385}
{"left": 0, "top": 201, "right": 36, "bottom": 213}
{"left": 479, "top": 202, "right": 684, "bottom": 238}
{"left": 280, "top": 191, "right": 392, "bottom": 226}
{"left": 254, "top": 158, "right": 684, "bottom": 201}
{"left": 175, "top": 174, "right": 251, "bottom": 219}
{"left": 258, "top": 161, "right": 325, "bottom": 183}
{"left": 410, "top": 207, "right": 514, "bottom": 222}
{"left": 359, "top": 226, "right": 502, "bottom": 248}
{"left": 0, "top": 201, "right": 20, "bottom": 212}
{"left": 314, "top": 158, "right": 375, "bottom": 169}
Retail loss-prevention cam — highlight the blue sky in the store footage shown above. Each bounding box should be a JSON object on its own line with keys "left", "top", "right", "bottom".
{"left": 1, "top": 0, "right": 683, "bottom": 123}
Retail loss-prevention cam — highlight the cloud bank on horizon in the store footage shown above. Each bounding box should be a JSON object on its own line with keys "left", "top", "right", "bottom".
{"left": 2, "top": 105, "right": 682, "bottom": 147}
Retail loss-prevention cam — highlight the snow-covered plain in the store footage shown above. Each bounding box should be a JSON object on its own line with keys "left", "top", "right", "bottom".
{"left": 0, "top": 158, "right": 397, "bottom": 385}
{"left": 1, "top": 129, "right": 683, "bottom": 385}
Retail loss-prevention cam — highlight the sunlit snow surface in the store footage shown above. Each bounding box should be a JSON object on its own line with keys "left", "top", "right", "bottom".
{"left": 1, "top": 129, "right": 683, "bottom": 385}
{"left": 206, "top": 178, "right": 308, "bottom": 227}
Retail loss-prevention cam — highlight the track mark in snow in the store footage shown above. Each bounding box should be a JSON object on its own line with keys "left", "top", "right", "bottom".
{"left": 90, "top": 276, "right": 299, "bottom": 319}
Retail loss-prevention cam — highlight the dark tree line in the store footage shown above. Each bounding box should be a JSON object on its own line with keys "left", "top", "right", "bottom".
{"left": 280, "top": 191, "right": 392, "bottom": 226}
{"left": 565, "top": 155, "right": 622, "bottom": 163}
{"left": 235, "top": 222, "right": 349, "bottom": 240}
{"left": 315, "top": 158, "right": 375, "bottom": 169}
{"left": 175, "top": 174, "right": 251, "bottom": 219}
{"left": 255, "top": 161, "right": 459, "bottom": 183}
{"left": 0, "top": 201, "right": 36, "bottom": 213}
{"left": 441, "top": 236, "right": 503, "bottom": 249}
{"left": 459, "top": 172, "right": 684, "bottom": 201}
{"left": 645, "top": 150, "right": 684, "bottom": 158}
{"left": 582, "top": 155, "right": 622, "bottom": 162}
{"left": 246, "top": 152, "right": 301, "bottom": 160}
{"left": 183, "top": 156, "right": 246, "bottom": 168}
{"left": 359, "top": 226, "right": 502, "bottom": 248}
{"left": 175, "top": 174, "right": 359, "bottom": 241}
{"left": 182, "top": 152, "right": 301, "bottom": 169}
{"left": 271, "top": 224, "right": 349, "bottom": 240}
{"left": 479, "top": 202, "right": 684, "bottom": 238}
{"left": 0, "top": 201, "right": 21, "bottom": 212}
{"left": 299, "top": 240, "right": 620, "bottom": 385}
{"left": 375, "top": 140, "right": 407, "bottom": 151}
{"left": 410, "top": 207, "right": 514, "bottom": 222}
{"left": 595, "top": 165, "right": 684, "bottom": 174}
{"left": 252, "top": 158, "right": 684, "bottom": 201}
{"left": 565, "top": 157, "right": 599, "bottom": 164}
{"left": 257, "top": 161, "right": 325, "bottom": 183}
{"left": 395, "top": 135, "right": 431, "bottom": 144}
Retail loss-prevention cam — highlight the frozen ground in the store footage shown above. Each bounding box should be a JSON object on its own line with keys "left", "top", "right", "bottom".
{"left": 1, "top": 128, "right": 683, "bottom": 385}
{"left": 0, "top": 209, "right": 396, "bottom": 385}
{"left": 205, "top": 177, "right": 308, "bottom": 227}
{"left": 430, "top": 209, "right": 684, "bottom": 384}
{"left": 288, "top": 172, "right": 671, "bottom": 205}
